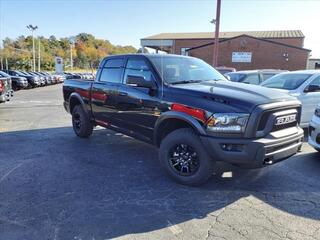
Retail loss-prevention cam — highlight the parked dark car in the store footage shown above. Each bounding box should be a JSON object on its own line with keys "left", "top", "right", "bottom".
{"left": 31, "top": 72, "right": 51, "bottom": 85}
{"left": 0, "top": 75, "right": 13, "bottom": 103}
{"left": 226, "top": 69, "right": 287, "bottom": 85}
{"left": 63, "top": 54, "right": 304, "bottom": 186}
{"left": 0, "top": 70, "right": 28, "bottom": 90}
{"left": 26, "top": 72, "right": 45, "bottom": 86}
{"left": 42, "top": 72, "right": 57, "bottom": 84}
{"left": 5, "top": 70, "right": 41, "bottom": 87}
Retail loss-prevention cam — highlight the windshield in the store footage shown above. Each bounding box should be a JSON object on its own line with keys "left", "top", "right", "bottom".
{"left": 226, "top": 73, "right": 246, "bottom": 82}
{"left": 149, "top": 56, "right": 226, "bottom": 84}
{"left": 0, "top": 71, "right": 10, "bottom": 77}
{"left": 261, "top": 73, "right": 312, "bottom": 90}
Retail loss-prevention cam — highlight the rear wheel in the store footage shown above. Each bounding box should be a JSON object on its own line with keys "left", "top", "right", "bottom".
{"left": 159, "top": 128, "right": 214, "bottom": 186}
{"left": 72, "top": 105, "right": 93, "bottom": 138}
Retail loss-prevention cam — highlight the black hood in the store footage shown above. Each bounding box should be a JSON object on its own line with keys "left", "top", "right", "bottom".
{"left": 170, "top": 80, "right": 297, "bottom": 113}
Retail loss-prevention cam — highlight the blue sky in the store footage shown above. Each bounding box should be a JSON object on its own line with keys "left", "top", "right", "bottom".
{"left": 1, "top": 0, "right": 320, "bottom": 57}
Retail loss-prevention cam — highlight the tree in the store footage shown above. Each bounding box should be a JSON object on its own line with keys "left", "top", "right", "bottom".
{"left": 1, "top": 33, "right": 137, "bottom": 71}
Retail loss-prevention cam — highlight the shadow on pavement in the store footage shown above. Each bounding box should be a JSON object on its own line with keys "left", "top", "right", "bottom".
{"left": 0, "top": 127, "right": 319, "bottom": 239}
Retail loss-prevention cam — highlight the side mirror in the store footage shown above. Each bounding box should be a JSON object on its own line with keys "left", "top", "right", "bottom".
{"left": 126, "top": 75, "right": 156, "bottom": 89}
{"left": 304, "top": 84, "right": 320, "bottom": 93}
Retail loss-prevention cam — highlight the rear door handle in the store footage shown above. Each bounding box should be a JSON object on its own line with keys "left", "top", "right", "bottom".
{"left": 119, "top": 91, "right": 128, "bottom": 96}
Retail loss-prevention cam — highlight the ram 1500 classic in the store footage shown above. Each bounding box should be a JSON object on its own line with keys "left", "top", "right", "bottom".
{"left": 63, "top": 54, "right": 304, "bottom": 185}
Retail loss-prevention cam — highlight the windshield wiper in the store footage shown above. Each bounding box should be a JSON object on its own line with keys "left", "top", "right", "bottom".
{"left": 170, "top": 80, "right": 202, "bottom": 85}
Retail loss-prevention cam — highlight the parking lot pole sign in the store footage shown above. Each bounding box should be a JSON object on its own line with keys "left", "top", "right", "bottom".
{"left": 55, "top": 57, "right": 64, "bottom": 74}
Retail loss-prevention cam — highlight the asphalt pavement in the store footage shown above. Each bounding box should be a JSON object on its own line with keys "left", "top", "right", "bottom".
{"left": 0, "top": 84, "right": 319, "bottom": 240}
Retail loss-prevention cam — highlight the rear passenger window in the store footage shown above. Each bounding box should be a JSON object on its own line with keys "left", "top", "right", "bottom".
{"left": 124, "top": 58, "right": 154, "bottom": 83}
{"left": 99, "top": 59, "right": 124, "bottom": 83}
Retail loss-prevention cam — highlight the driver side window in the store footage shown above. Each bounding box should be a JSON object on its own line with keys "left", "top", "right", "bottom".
{"left": 309, "top": 76, "right": 320, "bottom": 87}
{"left": 242, "top": 74, "right": 260, "bottom": 85}
{"left": 124, "top": 58, "right": 154, "bottom": 84}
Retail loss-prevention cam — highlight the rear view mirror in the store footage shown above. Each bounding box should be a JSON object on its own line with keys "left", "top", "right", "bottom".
{"left": 304, "top": 84, "right": 320, "bottom": 93}
{"left": 126, "top": 75, "right": 156, "bottom": 89}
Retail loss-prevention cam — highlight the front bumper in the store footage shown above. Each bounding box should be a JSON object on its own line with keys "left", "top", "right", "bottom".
{"left": 201, "top": 127, "right": 304, "bottom": 168}
{"left": 308, "top": 115, "right": 320, "bottom": 150}
{"left": 17, "top": 81, "right": 29, "bottom": 88}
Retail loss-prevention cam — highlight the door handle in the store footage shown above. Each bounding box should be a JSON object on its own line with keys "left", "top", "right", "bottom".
{"left": 119, "top": 91, "right": 128, "bottom": 96}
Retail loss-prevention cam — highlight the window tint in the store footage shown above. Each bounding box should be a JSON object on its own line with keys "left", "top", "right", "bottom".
{"left": 242, "top": 74, "right": 260, "bottom": 85}
{"left": 261, "top": 73, "right": 311, "bottom": 90}
{"left": 149, "top": 56, "right": 225, "bottom": 84}
{"left": 262, "top": 73, "right": 275, "bottom": 81}
{"left": 99, "top": 59, "right": 124, "bottom": 83}
{"left": 309, "top": 76, "right": 320, "bottom": 87}
{"left": 124, "top": 58, "right": 154, "bottom": 83}
{"left": 227, "top": 73, "right": 246, "bottom": 82}
{"left": 104, "top": 59, "right": 124, "bottom": 68}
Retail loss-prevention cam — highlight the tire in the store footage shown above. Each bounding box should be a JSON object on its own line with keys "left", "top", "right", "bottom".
{"left": 72, "top": 105, "right": 93, "bottom": 138}
{"left": 159, "top": 128, "right": 214, "bottom": 186}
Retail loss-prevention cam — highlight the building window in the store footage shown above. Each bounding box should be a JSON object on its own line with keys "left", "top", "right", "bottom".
{"left": 181, "top": 48, "right": 190, "bottom": 56}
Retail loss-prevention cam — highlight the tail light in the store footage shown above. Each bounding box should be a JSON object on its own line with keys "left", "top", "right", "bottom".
{"left": 0, "top": 81, "right": 3, "bottom": 92}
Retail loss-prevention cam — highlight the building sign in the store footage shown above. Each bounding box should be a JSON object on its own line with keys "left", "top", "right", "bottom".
{"left": 55, "top": 57, "right": 64, "bottom": 73}
{"left": 232, "top": 52, "right": 252, "bottom": 63}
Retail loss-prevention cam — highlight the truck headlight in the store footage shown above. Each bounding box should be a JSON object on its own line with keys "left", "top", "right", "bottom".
{"left": 206, "top": 113, "right": 249, "bottom": 133}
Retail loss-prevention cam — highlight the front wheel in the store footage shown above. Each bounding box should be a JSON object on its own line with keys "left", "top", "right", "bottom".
{"left": 72, "top": 105, "right": 93, "bottom": 138}
{"left": 159, "top": 128, "right": 215, "bottom": 186}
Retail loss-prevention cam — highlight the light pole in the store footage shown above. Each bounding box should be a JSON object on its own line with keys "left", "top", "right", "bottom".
{"left": 211, "top": 0, "right": 221, "bottom": 67}
{"left": 26, "top": 24, "right": 38, "bottom": 71}
{"left": 38, "top": 38, "right": 41, "bottom": 72}
{"left": 69, "top": 37, "right": 75, "bottom": 73}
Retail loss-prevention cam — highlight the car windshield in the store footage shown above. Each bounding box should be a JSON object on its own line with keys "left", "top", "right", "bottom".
{"left": 14, "top": 71, "right": 27, "bottom": 76}
{"left": 149, "top": 56, "right": 226, "bottom": 84}
{"left": 0, "top": 71, "right": 10, "bottom": 77}
{"left": 261, "top": 73, "right": 312, "bottom": 90}
{"left": 226, "top": 73, "right": 247, "bottom": 82}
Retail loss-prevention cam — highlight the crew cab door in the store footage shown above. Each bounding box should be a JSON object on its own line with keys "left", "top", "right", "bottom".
{"left": 91, "top": 58, "right": 124, "bottom": 126}
{"left": 116, "top": 56, "right": 160, "bottom": 142}
{"left": 300, "top": 75, "right": 320, "bottom": 125}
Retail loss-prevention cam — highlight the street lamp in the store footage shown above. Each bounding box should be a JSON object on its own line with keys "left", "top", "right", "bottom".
{"left": 69, "top": 37, "right": 76, "bottom": 73}
{"left": 26, "top": 24, "right": 38, "bottom": 71}
{"left": 211, "top": 0, "right": 221, "bottom": 67}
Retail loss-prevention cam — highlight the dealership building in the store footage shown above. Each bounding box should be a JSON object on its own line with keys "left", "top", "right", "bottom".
{"left": 141, "top": 30, "right": 311, "bottom": 71}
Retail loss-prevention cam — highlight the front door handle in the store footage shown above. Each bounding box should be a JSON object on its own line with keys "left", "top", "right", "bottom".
{"left": 119, "top": 91, "right": 128, "bottom": 96}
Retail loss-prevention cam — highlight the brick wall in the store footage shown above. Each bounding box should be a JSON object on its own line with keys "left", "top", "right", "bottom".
{"left": 187, "top": 36, "right": 309, "bottom": 71}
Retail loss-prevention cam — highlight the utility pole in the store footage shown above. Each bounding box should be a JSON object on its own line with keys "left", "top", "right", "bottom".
{"left": 38, "top": 38, "right": 41, "bottom": 72}
{"left": 26, "top": 24, "right": 38, "bottom": 71}
{"left": 212, "top": 0, "right": 221, "bottom": 67}
{"left": 5, "top": 58, "right": 8, "bottom": 70}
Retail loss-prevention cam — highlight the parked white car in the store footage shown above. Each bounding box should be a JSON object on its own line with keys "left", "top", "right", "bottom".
{"left": 261, "top": 70, "right": 320, "bottom": 127}
{"left": 308, "top": 104, "right": 320, "bottom": 152}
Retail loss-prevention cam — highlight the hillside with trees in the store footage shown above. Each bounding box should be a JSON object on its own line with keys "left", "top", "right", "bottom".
{"left": 0, "top": 33, "right": 137, "bottom": 71}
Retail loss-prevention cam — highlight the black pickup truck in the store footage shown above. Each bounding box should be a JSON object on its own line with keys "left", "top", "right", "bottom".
{"left": 63, "top": 54, "right": 304, "bottom": 185}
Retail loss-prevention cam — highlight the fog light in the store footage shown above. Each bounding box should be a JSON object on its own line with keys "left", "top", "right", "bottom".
{"left": 220, "top": 144, "right": 244, "bottom": 152}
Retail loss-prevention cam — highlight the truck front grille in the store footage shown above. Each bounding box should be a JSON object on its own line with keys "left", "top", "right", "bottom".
{"left": 256, "top": 107, "right": 301, "bottom": 136}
